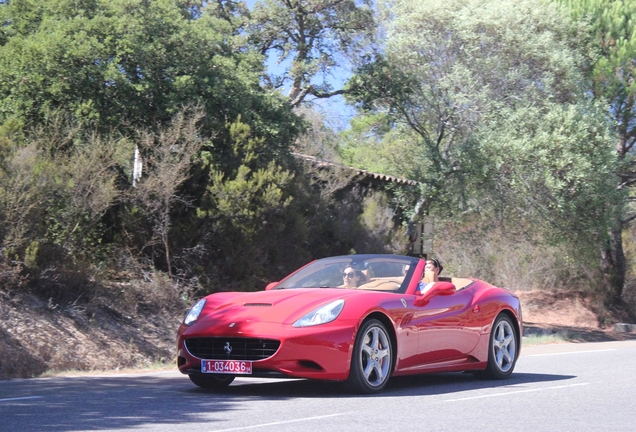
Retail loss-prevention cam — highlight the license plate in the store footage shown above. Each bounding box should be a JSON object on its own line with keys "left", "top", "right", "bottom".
{"left": 201, "top": 359, "right": 252, "bottom": 375}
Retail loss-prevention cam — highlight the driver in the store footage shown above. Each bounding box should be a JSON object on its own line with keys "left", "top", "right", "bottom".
{"left": 341, "top": 266, "right": 364, "bottom": 289}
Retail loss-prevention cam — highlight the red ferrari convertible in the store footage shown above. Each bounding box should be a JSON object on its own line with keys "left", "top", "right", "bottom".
{"left": 177, "top": 254, "right": 522, "bottom": 393}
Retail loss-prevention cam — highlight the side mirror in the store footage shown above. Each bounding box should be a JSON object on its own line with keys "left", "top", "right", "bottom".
{"left": 414, "top": 281, "right": 456, "bottom": 307}
{"left": 265, "top": 282, "right": 278, "bottom": 291}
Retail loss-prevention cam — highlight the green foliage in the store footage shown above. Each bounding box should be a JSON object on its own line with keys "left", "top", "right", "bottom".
{"left": 23, "top": 241, "right": 39, "bottom": 270}
{"left": 433, "top": 218, "right": 592, "bottom": 291}
{"left": 337, "top": 113, "right": 396, "bottom": 173}
{"left": 480, "top": 102, "right": 622, "bottom": 248}
{"left": 347, "top": 0, "right": 607, "bottom": 216}
{"left": 345, "top": 56, "right": 415, "bottom": 113}
{"left": 346, "top": 0, "right": 596, "bottom": 216}
{"left": 358, "top": 191, "right": 405, "bottom": 253}
{"left": 557, "top": 0, "right": 636, "bottom": 302}
{"left": 0, "top": 0, "right": 299, "bottom": 146}
{"left": 200, "top": 118, "right": 292, "bottom": 232}
{"left": 192, "top": 118, "right": 301, "bottom": 288}
{"left": 558, "top": 0, "right": 636, "bottom": 189}
{"left": 4, "top": 0, "right": 629, "bottom": 315}
{"left": 0, "top": 111, "right": 126, "bottom": 300}
{"left": 561, "top": 1, "right": 636, "bottom": 109}
{"left": 201, "top": 161, "right": 294, "bottom": 236}
{"left": 0, "top": 139, "right": 42, "bottom": 259}
{"left": 343, "top": 0, "right": 625, "bottom": 300}
{"left": 0, "top": 0, "right": 311, "bottom": 294}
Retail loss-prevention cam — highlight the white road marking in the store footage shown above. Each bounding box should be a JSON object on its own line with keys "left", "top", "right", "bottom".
{"left": 208, "top": 413, "right": 350, "bottom": 431}
{"left": 528, "top": 349, "right": 616, "bottom": 357}
{"left": 445, "top": 383, "right": 589, "bottom": 402}
{"left": 0, "top": 396, "right": 44, "bottom": 403}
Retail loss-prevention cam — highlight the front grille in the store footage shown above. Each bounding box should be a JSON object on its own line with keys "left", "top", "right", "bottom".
{"left": 184, "top": 337, "right": 280, "bottom": 360}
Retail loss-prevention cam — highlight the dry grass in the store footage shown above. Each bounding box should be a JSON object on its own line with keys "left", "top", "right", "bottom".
{"left": 434, "top": 231, "right": 591, "bottom": 292}
{"left": 522, "top": 333, "right": 567, "bottom": 346}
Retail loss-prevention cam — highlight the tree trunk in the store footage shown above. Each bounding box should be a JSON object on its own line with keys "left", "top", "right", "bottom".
{"left": 601, "top": 219, "right": 626, "bottom": 305}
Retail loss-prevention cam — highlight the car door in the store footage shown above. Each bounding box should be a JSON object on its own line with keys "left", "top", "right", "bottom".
{"left": 414, "top": 286, "right": 481, "bottom": 365}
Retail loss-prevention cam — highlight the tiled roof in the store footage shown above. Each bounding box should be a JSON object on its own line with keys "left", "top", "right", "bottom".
{"left": 293, "top": 153, "right": 419, "bottom": 186}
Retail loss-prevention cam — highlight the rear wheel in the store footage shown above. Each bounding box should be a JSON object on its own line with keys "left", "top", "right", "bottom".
{"left": 483, "top": 314, "right": 518, "bottom": 379}
{"left": 188, "top": 373, "right": 235, "bottom": 389}
{"left": 346, "top": 319, "right": 393, "bottom": 394}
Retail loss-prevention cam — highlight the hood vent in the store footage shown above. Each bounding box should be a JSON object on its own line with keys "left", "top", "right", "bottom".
{"left": 244, "top": 303, "right": 272, "bottom": 307}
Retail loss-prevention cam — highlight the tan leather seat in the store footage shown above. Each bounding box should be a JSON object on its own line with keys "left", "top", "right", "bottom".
{"left": 360, "top": 269, "right": 371, "bottom": 284}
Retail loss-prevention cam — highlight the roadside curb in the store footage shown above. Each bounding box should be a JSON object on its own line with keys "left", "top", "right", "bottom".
{"left": 523, "top": 326, "right": 562, "bottom": 337}
{"left": 614, "top": 323, "right": 636, "bottom": 333}
{"left": 522, "top": 323, "right": 636, "bottom": 342}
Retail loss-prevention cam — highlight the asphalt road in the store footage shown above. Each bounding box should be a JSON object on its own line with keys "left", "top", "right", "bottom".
{"left": 1, "top": 340, "right": 635, "bottom": 432}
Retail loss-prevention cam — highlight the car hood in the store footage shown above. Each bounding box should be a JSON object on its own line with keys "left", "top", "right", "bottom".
{"left": 194, "top": 288, "right": 361, "bottom": 327}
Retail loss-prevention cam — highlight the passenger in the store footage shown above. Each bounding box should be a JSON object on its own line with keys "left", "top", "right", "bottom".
{"left": 424, "top": 258, "right": 443, "bottom": 282}
{"left": 341, "top": 266, "right": 364, "bottom": 289}
{"left": 418, "top": 258, "right": 444, "bottom": 294}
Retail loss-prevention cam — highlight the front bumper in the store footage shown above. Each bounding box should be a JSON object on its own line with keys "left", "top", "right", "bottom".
{"left": 177, "top": 321, "right": 357, "bottom": 381}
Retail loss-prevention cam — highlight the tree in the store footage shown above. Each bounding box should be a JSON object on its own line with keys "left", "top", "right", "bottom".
{"left": 348, "top": 0, "right": 590, "bottom": 207}
{"left": 345, "top": 0, "right": 621, "bottom": 294}
{"left": 249, "top": 0, "right": 376, "bottom": 106}
{"left": 0, "top": 112, "right": 125, "bottom": 299}
{"left": 130, "top": 108, "right": 205, "bottom": 278}
{"left": 480, "top": 102, "right": 620, "bottom": 250}
{"left": 0, "top": 0, "right": 307, "bottom": 290}
{"left": 0, "top": 0, "right": 299, "bottom": 149}
{"left": 558, "top": 0, "right": 636, "bottom": 303}
{"left": 193, "top": 116, "right": 310, "bottom": 289}
{"left": 291, "top": 105, "right": 342, "bottom": 160}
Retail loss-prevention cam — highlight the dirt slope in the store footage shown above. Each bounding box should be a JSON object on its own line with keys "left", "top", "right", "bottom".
{"left": 517, "top": 290, "right": 636, "bottom": 342}
{"left": 0, "top": 290, "right": 183, "bottom": 378}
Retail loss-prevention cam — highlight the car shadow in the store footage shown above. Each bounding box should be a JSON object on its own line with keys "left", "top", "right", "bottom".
{"left": 188, "top": 370, "right": 577, "bottom": 398}
{"left": 1, "top": 371, "right": 578, "bottom": 431}
{"left": 383, "top": 371, "right": 575, "bottom": 396}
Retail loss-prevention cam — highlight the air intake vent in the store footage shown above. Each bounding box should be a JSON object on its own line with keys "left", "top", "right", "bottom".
{"left": 184, "top": 337, "right": 280, "bottom": 360}
{"left": 244, "top": 303, "right": 272, "bottom": 307}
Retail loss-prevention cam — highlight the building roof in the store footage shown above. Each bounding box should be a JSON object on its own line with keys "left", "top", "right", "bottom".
{"left": 293, "top": 153, "right": 419, "bottom": 187}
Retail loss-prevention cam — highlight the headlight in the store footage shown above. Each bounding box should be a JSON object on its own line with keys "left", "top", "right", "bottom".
{"left": 292, "top": 299, "right": 345, "bottom": 327}
{"left": 184, "top": 299, "right": 206, "bottom": 325}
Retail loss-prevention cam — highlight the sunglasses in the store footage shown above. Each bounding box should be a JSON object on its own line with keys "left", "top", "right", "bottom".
{"left": 342, "top": 272, "right": 357, "bottom": 279}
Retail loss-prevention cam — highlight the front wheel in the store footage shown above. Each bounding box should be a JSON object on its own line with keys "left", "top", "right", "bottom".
{"left": 188, "top": 373, "right": 235, "bottom": 389}
{"left": 483, "top": 314, "right": 518, "bottom": 379}
{"left": 346, "top": 319, "right": 393, "bottom": 394}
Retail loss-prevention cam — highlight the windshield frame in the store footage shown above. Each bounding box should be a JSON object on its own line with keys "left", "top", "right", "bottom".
{"left": 273, "top": 254, "right": 420, "bottom": 294}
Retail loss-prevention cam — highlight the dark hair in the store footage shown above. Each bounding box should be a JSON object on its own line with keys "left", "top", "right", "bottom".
{"left": 429, "top": 258, "right": 443, "bottom": 275}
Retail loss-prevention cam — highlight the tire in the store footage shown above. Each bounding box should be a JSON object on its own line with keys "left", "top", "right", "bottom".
{"left": 346, "top": 319, "right": 393, "bottom": 394}
{"left": 483, "top": 314, "right": 518, "bottom": 379}
{"left": 188, "top": 373, "right": 235, "bottom": 389}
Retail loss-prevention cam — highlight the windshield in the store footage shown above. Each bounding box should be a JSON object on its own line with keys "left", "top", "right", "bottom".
{"left": 274, "top": 255, "right": 419, "bottom": 294}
